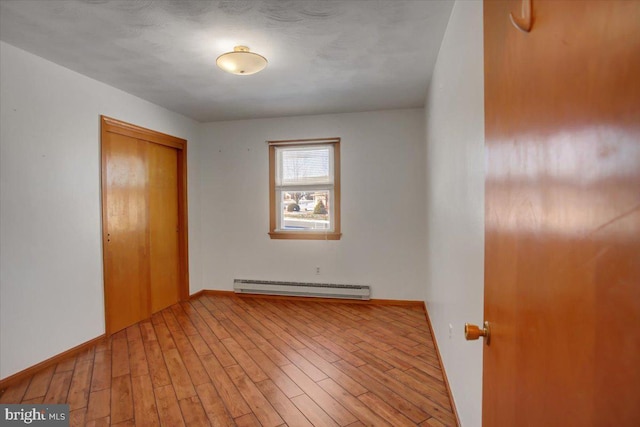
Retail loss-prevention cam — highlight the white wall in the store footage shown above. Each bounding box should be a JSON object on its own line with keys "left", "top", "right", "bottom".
{"left": 199, "top": 110, "right": 427, "bottom": 300}
{"left": 424, "top": 2, "right": 485, "bottom": 426}
{"left": 0, "top": 41, "right": 203, "bottom": 379}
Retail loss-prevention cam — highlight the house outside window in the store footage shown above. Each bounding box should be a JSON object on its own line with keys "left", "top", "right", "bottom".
{"left": 268, "top": 138, "right": 341, "bottom": 240}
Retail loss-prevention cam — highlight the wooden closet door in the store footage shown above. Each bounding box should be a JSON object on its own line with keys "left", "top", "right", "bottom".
{"left": 148, "top": 142, "right": 180, "bottom": 312}
{"left": 102, "top": 116, "right": 188, "bottom": 335}
{"left": 103, "top": 132, "right": 151, "bottom": 334}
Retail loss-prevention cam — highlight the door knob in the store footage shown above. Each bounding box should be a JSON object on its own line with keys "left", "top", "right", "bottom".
{"left": 465, "top": 321, "right": 491, "bottom": 345}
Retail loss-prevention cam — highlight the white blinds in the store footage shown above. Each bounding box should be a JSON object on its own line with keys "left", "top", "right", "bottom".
{"left": 275, "top": 145, "right": 334, "bottom": 187}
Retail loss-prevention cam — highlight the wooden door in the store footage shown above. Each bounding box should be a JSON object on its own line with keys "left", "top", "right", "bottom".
{"left": 148, "top": 142, "right": 180, "bottom": 312}
{"left": 102, "top": 117, "right": 189, "bottom": 335}
{"left": 483, "top": 1, "right": 640, "bottom": 426}
{"left": 102, "top": 132, "right": 151, "bottom": 334}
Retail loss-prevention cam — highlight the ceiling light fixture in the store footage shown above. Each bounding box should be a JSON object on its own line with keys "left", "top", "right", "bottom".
{"left": 216, "top": 46, "right": 268, "bottom": 76}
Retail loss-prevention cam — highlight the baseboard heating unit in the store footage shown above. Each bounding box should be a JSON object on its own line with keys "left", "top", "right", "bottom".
{"left": 233, "top": 279, "right": 371, "bottom": 300}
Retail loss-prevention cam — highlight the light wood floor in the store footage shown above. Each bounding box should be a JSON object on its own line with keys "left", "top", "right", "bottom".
{"left": 0, "top": 294, "right": 456, "bottom": 426}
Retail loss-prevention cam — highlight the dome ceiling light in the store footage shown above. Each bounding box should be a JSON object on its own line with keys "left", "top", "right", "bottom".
{"left": 216, "top": 45, "right": 268, "bottom": 76}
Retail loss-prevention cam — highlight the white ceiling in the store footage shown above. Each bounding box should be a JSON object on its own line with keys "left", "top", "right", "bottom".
{"left": 0, "top": 0, "right": 454, "bottom": 122}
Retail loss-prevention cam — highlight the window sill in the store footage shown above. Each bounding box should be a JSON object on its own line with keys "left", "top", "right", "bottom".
{"left": 269, "top": 231, "right": 342, "bottom": 240}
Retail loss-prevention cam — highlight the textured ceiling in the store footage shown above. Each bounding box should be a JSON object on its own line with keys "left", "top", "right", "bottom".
{"left": 0, "top": 0, "right": 454, "bottom": 122}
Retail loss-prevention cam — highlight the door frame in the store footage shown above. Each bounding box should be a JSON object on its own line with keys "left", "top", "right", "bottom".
{"left": 100, "top": 115, "right": 190, "bottom": 336}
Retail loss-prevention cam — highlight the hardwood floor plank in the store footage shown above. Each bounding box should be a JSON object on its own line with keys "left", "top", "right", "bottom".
{"left": 142, "top": 339, "right": 171, "bottom": 388}
{"left": 405, "top": 367, "right": 447, "bottom": 392}
{"left": 388, "top": 338, "right": 427, "bottom": 357}
{"left": 187, "top": 332, "right": 212, "bottom": 357}
{"left": 90, "top": 350, "right": 112, "bottom": 392}
{"left": 128, "top": 337, "right": 149, "bottom": 378}
{"left": 222, "top": 337, "right": 269, "bottom": 383}
{"left": 218, "top": 318, "right": 256, "bottom": 351}
{"left": 179, "top": 395, "right": 212, "bottom": 427}
{"left": 281, "top": 363, "right": 357, "bottom": 426}
{"left": 254, "top": 300, "right": 320, "bottom": 341}
{"left": 420, "top": 417, "right": 449, "bottom": 427}
{"left": 234, "top": 413, "right": 262, "bottom": 427}
{"left": 95, "top": 339, "right": 111, "bottom": 353}
{"left": 294, "top": 333, "right": 341, "bottom": 363}
{"left": 352, "top": 349, "right": 394, "bottom": 372}
{"left": 312, "top": 335, "right": 367, "bottom": 367}
{"left": 111, "top": 336, "right": 131, "bottom": 378}
{"left": 154, "top": 384, "right": 186, "bottom": 427}
{"left": 76, "top": 345, "right": 96, "bottom": 363}
{"left": 245, "top": 348, "right": 303, "bottom": 398}
{"left": 221, "top": 305, "right": 276, "bottom": 345}
{"left": 195, "top": 382, "right": 236, "bottom": 427}
{"left": 112, "top": 420, "right": 136, "bottom": 427}
{"left": 55, "top": 355, "right": 77, "bottom": 373}
{"left": 285, "top": 302, "right": 331, "bottom": 336}
{"left": 267, "top": 337, "right": 327, "bottom": 383}
{"left": 319, "top": 330, "right": 362, "bottom": 353}
{"left": 355, "top": 341, "right": 412, "bottom": 370}
{"left": 232, "top": 300, "right": 277, "bottom": 341}
{"left": 68, "top": 359, "right": 93, "bottom": 402}
{"left": 359, "top": 364, "right": 456, "bottom": 426}
{"left": 389, "top": 348, "right": 445, "bottom": 380}
{"left": 163, "top": 348, "right": 197, "bottom": 400}
{"left": 326, "top": 304, "right": 367, "bottom": 323}
{"left": 185, "top": 305, "right": 236, "bottom": 366}
{"left": 347, "top": 328, "right": 393, "bottom": 352}
{"left": 255, "top": 379, "right": 314, "bottom": 427}
{"left": 23, "top": 365, "right": 55, "bottom": 400}
{"left": 297, "top": 347, "right": 367, "bottom": 396}
{"left": 252, "top": 306, "right": 307, "bottom": 351}
{"left": 43, "top": 370, "right": 73, "bottom": 404}
{"left": 126, "top": 324, "right": 142, "bottom": 342}
{"left": 0, "top": 377, "right": 30, "bottom": 403}
{"left": 406, "top": 331, "right": 433, "bottom": 346}
{"left": 255, "top": 340, "right": 292, "bottom": 367}
{"left": 68, "top": 409, "right": 86, "bottom": 427}
{"left": 358, "top": 392, "right": 419, "bottom": 426}
{"left": 111, "top": 330, "right": 127, "bottom": 341}
{"left": 193, "top": 300, "right": 231, "bottom": 340}
{"left": 86, "top": 388, "right": 111, "bottom": 421}
{"left": 386, "top": 368, "right": 450, "bottom": 405}
{"left": 85, "top": 416, "right": 111, "bottom": 427}
{"left": 139, "top": 320, "right": 158, "bottom": 342}
{"left": 204, "top": 335, "right": 238, "bottom": 368}
{"left": 110, "top": 375, "right": 133, "bottom": 424}
{"left": 200, "top": 354, "right": 251, "bottom": 418}
{"left": 274, "top": 302, "right": 328, "bottom": 338}
{"left": 317, "top": 378, "right": 392, "bottom": 427}
{"left": 290, "top": 393, "right": 339, "bottom": 427}
{"left": 131, "top": 374, "right": 160, "bottom": 427}
{"left": 171, "top": 303, "right": 199, "bottom": 336}
{"left": 172, "top": 330, "right": 210, "bottom": 386}
{"left": 333, "top": 360, "right": 430, "bottom": 424}
{"left": 162, "top": 308, "right": 183, "bottom": 334}
{"left": 226, "top": 364, "right": 285, "bottom": 427}
{"left": 199, "top": 295, "right": 221, "bottom": 313}
{"left": 152, "top": 313, "right": 177, "bottom": 352}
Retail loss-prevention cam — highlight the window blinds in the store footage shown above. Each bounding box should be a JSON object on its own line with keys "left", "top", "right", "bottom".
{"left": 275, "top": 145, "right": 334, "bottom": 188}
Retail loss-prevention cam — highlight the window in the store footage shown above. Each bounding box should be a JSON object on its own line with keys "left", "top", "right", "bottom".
{"left": 268, "top": 138, "right": 341, "bottom": 240}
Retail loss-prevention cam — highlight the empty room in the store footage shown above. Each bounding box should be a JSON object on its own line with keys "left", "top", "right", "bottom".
{"left": 0, "top": 1, "right": 638, "bottom": 426}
